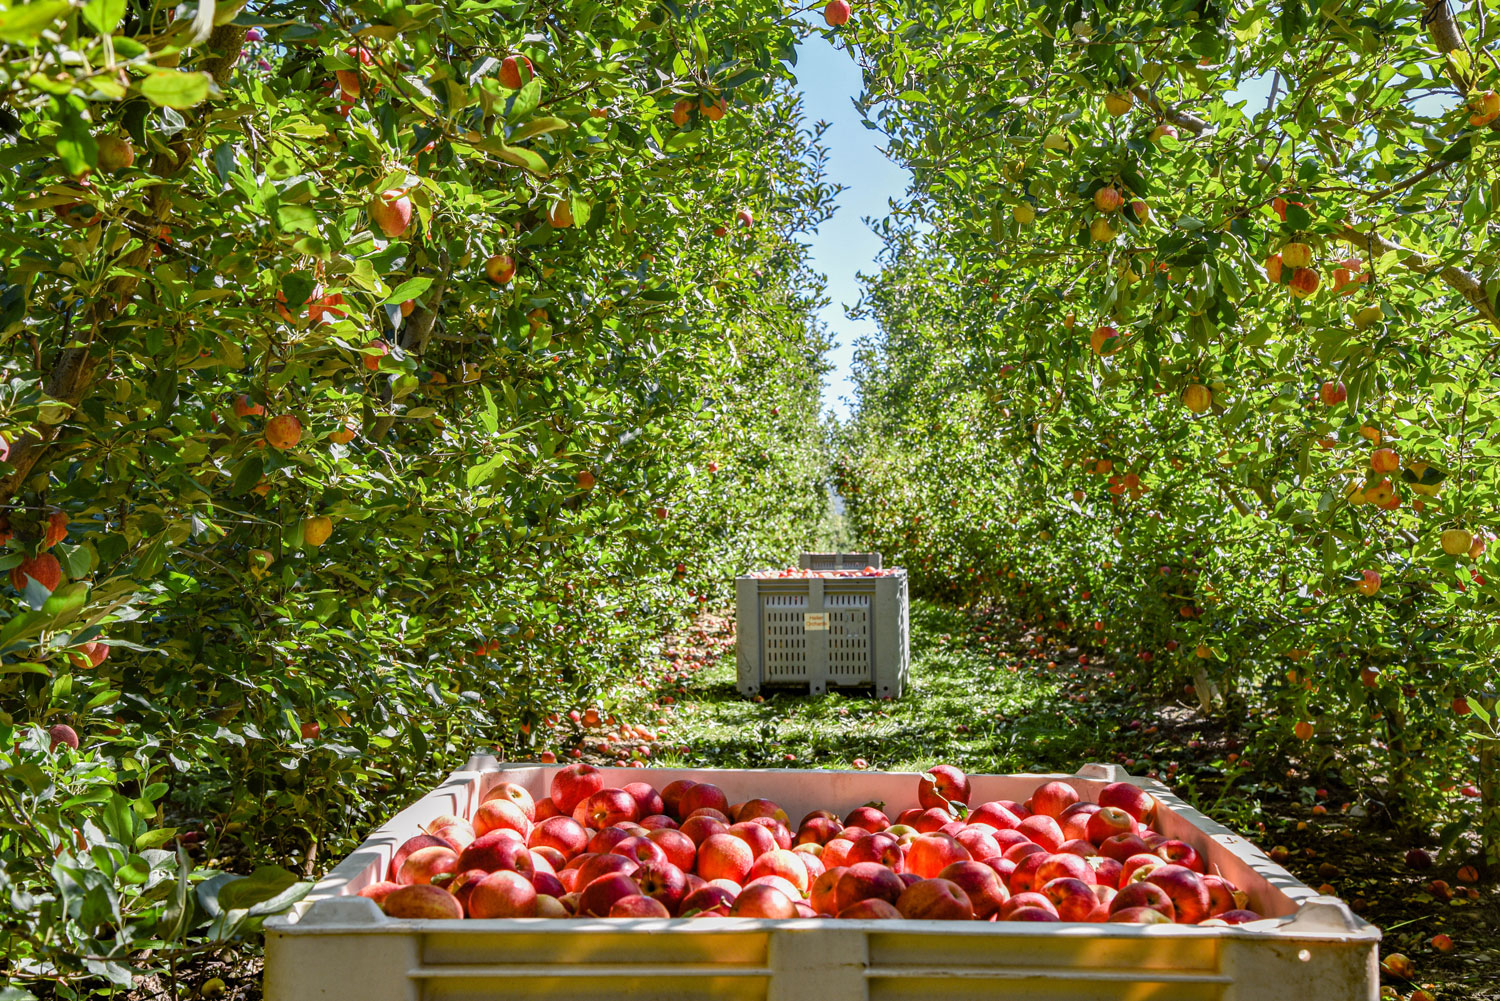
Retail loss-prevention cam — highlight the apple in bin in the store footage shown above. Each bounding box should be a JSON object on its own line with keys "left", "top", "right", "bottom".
{"left": 1109, "top": 881, "right": 1176, "bottom": 921}
{"left": 398, "top": 845, "right": 459, "bottom": 885}
{"left": 457, "top": 831, "right": 534, "bottom": 875}
{"left": 1154, "top": 840, "right": 1205, "bottom": 873}
{"left": 999, "top": 892, "right": 1058, "bottom": 920}
{"left": 1035, "top": 853, "right": 1095, "bottom": 887}
{"left": 905, "top": 833, "right": 971, "bottom": 878}
{"left": 582, "top": 788, "right": 640, "bottom": 829}
{"left": 578, "top": 873, "right": 641, "bottom": 917}
{"left": 681, "top": 815, "right": 729, "bottom": 846}
{"left": 474, "top": 798, "right": 531, "bottom": 838}
{"left": 469, "top": 870, "right": 538, "bottom": 918}
{"left": 837, "top": 898, "right": 902, "bottom": 920}
{"left": 1086, "top": 806, "right": 1138, "bottom": 844}
{"left": 697, "top": 833, "right": 754, "bottom": 883}
{"left": 918, "top": 765, "right": 971, "bottom": 810}
{"left": 1145, "top": 865, "right": 1212, "bottom": 924}
{"left": 729, "top": 821, "right": 778, "bottom": 857}
{"left": 1121, "top": 853, "right": 1166, "bottom": 885}
{"left": 1040, "top": 877, "right": 1101, "bottom": 922}
{"left": 647, "top": 828, "right": 697, "bottom": 870}
{"left": 572, "top": 852, "right": 637, "bottom": 889}
{"left": 729, "top": 884, "right": 798, "bottom": 918}
{"left": 1030, "top": 781, "right": 1080, "bottom": 819}
{"left": 1100, "top": 832, "right": 1150, "bottom": 863}
{"left": 680, "top": 884, "right": 736, "bottom": 915}
{"left": 679, "top": 783, "right": 731, "bottom": 817}
{"left": 481, "top": 782, "right": 537, "bottom": 822}
{"left": 612, "top": 836, "right": 668, "bottom": 867}
{"left": 845, "top": 805, "right": 891, "bottom": 831}
{"left": 661, "top": 779, "right": 698, "bottom": 819}
{"left": 623, "top": 782, "right": 666, "bottom": 819}
{"left": 969, "top": 801, "right": 1022, "bottom": 831}
{"left": 611, "top": 894, "right": 671, "bottom": 918}
{"left": 551, "top": 764, "right": 605, "bottom": 815}
{"left": 835, "top": 862, "right": 905, "bottom": 913}
{"left": 1017, "top": 815, "right": 1065, "bottom": 851}
{"left": 391, "top": 834, "right": 453, "bottom": 881}
{"left": 1097, "top": 782, "right": 1156, "bottom": 823}
{"left": 381, "top": 884, "right": 463, "bottom": 919}
{"left": 897, "top": 878, "right": 975, "bottom": 920}
{"left": 1007, "top": 851, "right": 1051, "bottom": 894}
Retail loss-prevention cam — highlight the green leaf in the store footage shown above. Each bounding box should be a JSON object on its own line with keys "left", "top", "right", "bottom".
{"left": 384, "top": 277, "right": 433, "bottom": 304}
{"left": 141, "top": 72, "right": 215, "bottom": 110}
{"left": 215, "top": 865, "right": 299, "bottom": 911}
{"left": 0, "top": 0, "right": 70, "bottom": 43}
{"left": 82, "top": 0, "right": 127, "bottom": 34}
{"left": 511, "top": 117, "right": 570, "bottom": 142}
{"left": 493, "top": 144, "right": 549, "bottom": 175}
{"left": 135, "top": 828, "right": 180, "bottom": 851}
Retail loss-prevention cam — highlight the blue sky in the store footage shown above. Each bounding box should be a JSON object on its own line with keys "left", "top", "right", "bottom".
{"left": 791, "top": 31, "right": 912, "bottom": 422}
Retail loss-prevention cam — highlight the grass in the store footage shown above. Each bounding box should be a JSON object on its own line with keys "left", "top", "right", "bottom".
{"left": 631, "top": 601, "right": 1137, "bottom": 777}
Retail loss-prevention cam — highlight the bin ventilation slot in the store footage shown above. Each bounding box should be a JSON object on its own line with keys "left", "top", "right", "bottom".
{"left": 762, "top": 594, "right": 808, "bottom": 680}
{"left": 827, "top": 592, "right": 872, "bottom": 681}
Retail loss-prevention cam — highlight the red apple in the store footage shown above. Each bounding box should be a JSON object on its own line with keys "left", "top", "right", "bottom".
{"left": 1017, "top": 815, "right": 1065, "bottom": 852}
{"left": 571, "top": 852, "right": 637, "bottom": 889}
{"left": 611, "top": 836, "right": 668, "bottom": 868}
{"left": 622, "top": 782, "right": 665, "bottom": 819}
{"left": 679, "top": 783, "right": 730, "bottom": 817}
{"left": 1154, "top": 840, "right": 1204, "bottom": 873}
{"left": 1100, "top": 833, "right": 1150, "bottom": 863}
{"left": 969, "top": 801, "right": 1022, "bottom": 831}
{"left": 581, "top": 788, "right": 640, "bottom": 830}
{"left": 1036, "top": 853, "right": 1096, "bottom": 887}
{"left": 473, "top": 798, "right": 531, "bottom": 839}
{"left": 834, "top": 862, "right": 905, "bottom": 912}
{"left": 577, "top": 872, "right": 640, "bottom": 917}
{"left": 661, "top": 779, "right": 698, "bottom": 819}
{"left": 729, "top": 883, "right": 797, "bottom": 918}
{"left": 954, "top": 826, "right": 1003, "bottom": 861}
{"left": 381, "top": 884, "right": 463, "bottom": 919}
{"left": 1109, "top": 906, "right": 1173, "bottom": 925}
{"left": 468, "top": 869, "right": 538, "bottom": 918}
{"left": 391, "top": 834, "right": 453, "bottom": 881}
{"left": 551, "top": 764, "right": 605, "bottom": 815}
{"left": 837, "top": 898, "right": 901, "bottom": 919}
{"left": 938, "top": 861, "right": 1009, "bottom": 918}
{"left": 797, "top": 816, "right": 845, "bottom": 845}
{"left": 809, "top": 866, "right": 848, "bottom": 914}
{"left": 633, "top": 861, "right": 688, "bottom": 914}
{"left": 1087, "top": 856, "right": 1123, "bottom": 888}
{"left": 610, "top": 894, "right": 670, "bottom": 918}
{"left": 1109, "top": 881, "right": 1175, "bottom": 920}
{"left": 481, "top": 782, "right": 537, "bottom": 822}
{"left": 728, "top": 821, "right": 778, "bottom": 858}
{"left": 846, "top": 832, "right": 905, "bottom": 871}
{"left": 680, "top": 884, "right": 736, "bottom": 915}
{"left": 999, "top": 892, "right": 1059, "bottom": 920}
{"left": 1121, "top": 853, "right": 1166, "bottom": 885}
{"left": 680, "top": 815, "right": 729, "bottom": 846}
{"left": 697, "top": 833, "right": 754, "bottom": 883}
{"left": 527, "top": 816, "right": 588, "bottom": 860}
{"left": 369, "top": 190, "right": 412, "bottom": 239}
{"left": 1029, "top": 781, "right": 1080, "bottom": 819}
{"left": 1086, "top": 807, "right": 1139, "bottom": 845}
{"left": 844, "top": 805, "right": 891, "bottom": 831}
{"left": 1202, "top": 875, "right": 1239, "bottom": 916}
{"left": 1007, "top": 851, "right": 1051, "bottom": 894}
{"left": 646, "top": 828, "right": 696, "bottom": 871}
{"left": 897, "top": 878, "right": 974, "bottom": 920}
{"left": 1145, "top": 865, "right": 1211, "bottom": 923}
{"left": 918, "top": 765, "right": 972, "bottom": 810}
{"left": 1040, "top": 876, "right": 1100, "bottom": 921}
{"left": 399, "top": 845, "right": 459, "bottom": 886}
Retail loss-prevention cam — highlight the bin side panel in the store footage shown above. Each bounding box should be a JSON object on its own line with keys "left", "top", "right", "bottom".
{"left": 825, "top": 592, "right": 871, "bottom": 685}
{"left": 761, "top": 591, "right": 809, "bottom": 682}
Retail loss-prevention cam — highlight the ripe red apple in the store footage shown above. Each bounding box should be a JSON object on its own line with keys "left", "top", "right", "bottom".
{"left": 999, "top": 891, "right": 1059, "bottom": 920}
{"left": 1212, "top": 909, "right": 1263, "bottom": 925}
{"left": 632, "top": 861, "right": 688, "bottom": 914}
{"left": 748, "top": 849, "right": 811, "bottom": 895}
{"left": 1319, "top": 380, "right": 1347, "bottom": 406}
{"left": 1036, "top": 852, "right": 1096, "bottom": 887}
{"left": 1030, "top": 781, "right": 1080, "bottom": 819}
{"left": 1100, "top": 833, "right": 1150, "bottom": 863}
{"left": 1017, "top": 814, "right": 1065, "bottom": 851}
{"left": 834, "top": 861, "right": 905, "bottom": 913}
{"left": 399, "top": 845, "right": 459, "bottom": 885}
{"left": 381, "top": 884, "right": 463, "bottom": 919}
{"left": 357, "top": 880, "right": 403, "bottom": 907}
{"left": 680, "top": 815, "right": 729, "bottom": 846}
{"left": 679, "top": 782, "right": 730, "bottom": 817}
{"left": 1108, "top": 905, "right": 1173, "bottom": 925}
{"left": 577, "top": 872, "right": 640, "bottom": 917}
{"left": 456, "top": 831, "right": 533, "bottom": 876}
{"left": 1040, "top": 876, "right": 1100, "bottom": 921}
{"left": 911, "top": 807, "right": 956, "bottom": 833}
{"left": 550, "top": 764, "right": 604, "bottom": 815}
{"left": 481, "top": 782, "right": 536, "bottom": 822}
{"left": 660, "top": 780, "right": 697, "bottom": 818}
{"left": 1120, "top": 853, "right": 1165, "bottom": 885}
{"left": 1007, "top": 851, "right": 1051, "bottom": 894}
{"left": 468, "top": 869, "right": 538, "bottom": 918}
{"left": 1109, "top": 881, "right": 1175, "bottom": 920}
{"left": 1145, "top": 864, "right": 1211, "bottom": 923}
{"left": 846, "top": 831, "right": 905, "bottom": 870}
{"left": 680, "top": 884, "right": 736, "bottom": 915}
{"left": 728, "top": 821, "right": 777, "bottom": 857}
{"left": 1086, "top": 806, "right": 1139, "bottom": 844}
{"left": 528, "top": 816, "right": 588, "bottom": 860}
{"left": 1154, "top": 839, "right": 1204, "bottom": 873}
{"left": 918, "top": 764, "right": 972, "bottom": 809}
{"left": 1096, "top": 782, "right": 1155, "bottom": 823}
{"left": 609, "top": 894, "right": 670, "bottom": 918}
{"left": 1201, "top": 875, "right": 1240, "bottom": 916}
{"left": 837, "top": 898, "right": 901, "bottom": 919}
{"left": 744, "top": 816, "right": 793, "bottom": 849}
{"left": 729, "top": 883, "right": 797, "bottom": 918}
{"left": 823, "top": 0, "right": 852, "bottom": 26}
{"left": 47, "top": 723, "right": 79, "bottom": 752}
{"left": 1087, "top": 856, "right": 1123, "bottom": 889}
{"left": 611, "top": 836, "right": 668, "bottom": 869}
{"left": 473, "top": 798, "right": 531, "bottom": 839}
{"left": 844, "top": 805, "right": 891, "bottom": 831}
{"left": 954, "top": 826, "right": 1003, "bottom": 861}
{"left": 796, "top": 816, "right": 845, "bottom": 845}
{"left": 622, "top": 782, "right": 665, "bottom": 819}
{"left": 697, "top": 833, "right": 754, "bottom": 883}
{"left": 896, "top": 878, "right": 974, "bottom": 920}
{"left": 646, "top": 828, "right": 696, "bottom": 871}
{"left": 1055, "top": 838, "right": 1095, "bottom": 858}
{"left": 905, "top": 832, "right": 971, "bottom": 879}
{"left": 581, "top": 788, "right": 640, "bottom": 829}
{"left": 969, "top": 801, "right": 1022, "bottom": 830}
{"left": 938, "top": 861, "right": 1009, "bottom": 918}
{"left": 391, "top": 834, "right": 453, "bottom": 880}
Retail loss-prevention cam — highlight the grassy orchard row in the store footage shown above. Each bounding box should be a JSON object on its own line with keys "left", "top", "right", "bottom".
{"left": 832, "top": 1, "right": 1500, "bottom": 866}
{"left": 371, "top": 762, "right": 1259, "bottom": 926}
{"left": 0, "top": 0, "right": 840, "bottom": 991}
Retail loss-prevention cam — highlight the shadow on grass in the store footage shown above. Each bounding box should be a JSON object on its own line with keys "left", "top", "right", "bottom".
{"left": 645, "top": 601, "right": 1125, "bottom": 775}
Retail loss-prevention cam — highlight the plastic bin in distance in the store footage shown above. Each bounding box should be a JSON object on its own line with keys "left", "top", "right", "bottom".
{"left": 264, "top": 757, "right": 1381, "bottom": 1001}
{"left": 736, "top": 568, "right": 908, "bottom": 698}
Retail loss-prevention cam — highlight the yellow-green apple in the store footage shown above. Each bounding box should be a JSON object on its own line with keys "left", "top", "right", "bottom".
{"left": 382, "top": 884, "right": 462, "bottom": 919}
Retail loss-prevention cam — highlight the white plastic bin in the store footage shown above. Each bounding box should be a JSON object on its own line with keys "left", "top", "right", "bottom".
{"left": 736, "top": 569, "right": 909, "bottom": 698}
{"left": 264, "top": 758, "right": 1380, "bottom": 1001}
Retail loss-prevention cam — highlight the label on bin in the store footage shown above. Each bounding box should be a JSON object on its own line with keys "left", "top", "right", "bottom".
{"left": 804, "top": 612, "right": 828, "bottom": 630}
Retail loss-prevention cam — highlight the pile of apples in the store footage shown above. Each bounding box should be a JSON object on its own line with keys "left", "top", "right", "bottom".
{"left": 362, "top": 764, "right": 1263, "bottom": 924}
{"left": 746, "top": 567, "right": 897, "bottom": 579}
